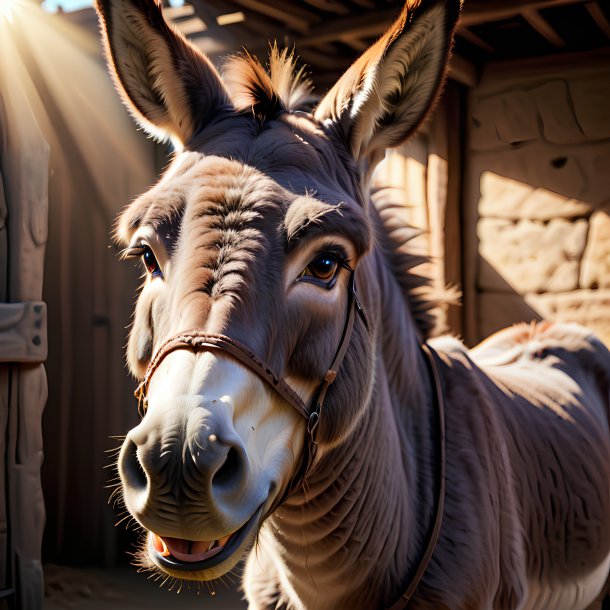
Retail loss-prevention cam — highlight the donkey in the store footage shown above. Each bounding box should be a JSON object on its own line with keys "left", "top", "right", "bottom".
{"left": 95, "top": 0, "right": 610, "bottom": 607}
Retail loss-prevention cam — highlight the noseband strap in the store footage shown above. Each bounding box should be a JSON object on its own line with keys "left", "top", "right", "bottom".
{"left": 135, "top": 332, "right": 310, "bottom": 420}
{"left": 134, "top": 269, "right": 367, "bottom": 493}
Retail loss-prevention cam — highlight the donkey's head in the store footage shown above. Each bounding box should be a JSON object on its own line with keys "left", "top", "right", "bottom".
{"left": 97, "top": 0, "right": 460, "bottom": 581}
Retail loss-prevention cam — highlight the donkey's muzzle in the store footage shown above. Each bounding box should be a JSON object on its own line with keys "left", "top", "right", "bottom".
{"left": 118, "top": 403, "right": 251, "bottom": 539}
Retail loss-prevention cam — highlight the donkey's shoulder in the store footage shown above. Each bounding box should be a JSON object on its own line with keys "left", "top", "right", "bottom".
{"left": 468, "top": 321, "right": 610, "bottom": 369}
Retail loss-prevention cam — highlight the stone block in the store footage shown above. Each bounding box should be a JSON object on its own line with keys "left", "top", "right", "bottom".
{"left": 470, "top": 142, "right": 588, "bottom": 204}
{"left": 478, "top": 171, "right": 591, "bottom": 220}
{"left": 478, "top": 217, "right": 588, "bottom": 293}
{"left": 571, "top": 76, "right": 610, "bottom": 141}
{"left": 495, "top": 90, "right": 540, "bottom": 145}
{"left": 532, "top": 81, "right": 585, "bottom": 145}
{"left": 470, "top": 95, "right": 505, "bottom": 151}
{"left": 581, "top": 209, "right": 610, "bottom": 289}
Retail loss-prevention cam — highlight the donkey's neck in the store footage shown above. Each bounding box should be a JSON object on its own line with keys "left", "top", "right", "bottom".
{"left": 257, "top": 251, "right": 437, "bottom": 610}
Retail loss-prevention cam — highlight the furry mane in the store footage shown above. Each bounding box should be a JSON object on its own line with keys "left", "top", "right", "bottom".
{"left": 372, "top": 185, "right": 459, "bottom": 339}
{"left": 225, "top": 46, "right": 455, "bottom": 338}
{"left": 223, "top": 47, "right": 316, "bottom": 119}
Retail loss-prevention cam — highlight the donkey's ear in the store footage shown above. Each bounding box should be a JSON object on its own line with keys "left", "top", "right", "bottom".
{"left": 315, "top": 0, "right": 461, "bottom": 166}
{"left": 95, "top": 0, "right": 232, "bottom": 147}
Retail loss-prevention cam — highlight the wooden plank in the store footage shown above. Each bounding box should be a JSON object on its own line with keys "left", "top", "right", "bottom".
{"left": 448, "top": 54, "right": 478, "bottom": 88}
{"left": 456, "top": 26, "right": 495, "bottom": 53}
{"left": 297, "top": 7, "right": 396, "bottom": 46}
{"left": 460, "top": 0, "right": 591, "bottom": 27}
{"left": 230, "top": 0, "right": 318, "bottom": 32}
{"left": 302, "top": 0, "right": 349, "bottom": 15}
{"left": 586, "top": 2, "right": 610, "bottom": 40}
{"left": 441, "top": 83, "right": 464, "bottom": 336}
{"left": 522, "top": 7, "right": 565, "bottom": 47}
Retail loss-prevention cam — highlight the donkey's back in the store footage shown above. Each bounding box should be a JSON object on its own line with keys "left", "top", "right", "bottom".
{"left": 431, "top": 323, "right": 610, "bottom": 610}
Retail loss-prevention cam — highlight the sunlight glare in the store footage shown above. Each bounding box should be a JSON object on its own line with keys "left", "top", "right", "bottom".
{"left": 0, "top": 0, "right": 18, "bottom": 23}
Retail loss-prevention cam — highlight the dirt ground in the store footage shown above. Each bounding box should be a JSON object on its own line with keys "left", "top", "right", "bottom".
{"left": 43, "top": 564, "right": 247, "bottom": 610}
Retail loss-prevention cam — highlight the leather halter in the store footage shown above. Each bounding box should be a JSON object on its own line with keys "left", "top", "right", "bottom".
{"left": 134, "top": 268, "right": 367, "bottom": 496}
{"left": 387, "top": 343, "right": 446, "bottom": 610}
{"left": 133, "top": 270, "right": 446, "bottom": 608}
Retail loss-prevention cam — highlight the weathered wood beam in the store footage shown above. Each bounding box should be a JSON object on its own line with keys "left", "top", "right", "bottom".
{"left": 302, "top": 0, "right": 349, "bottom": 16}
{"left": 296, "top": 8, "right": 396, "bottom": 46}
{"left": 230, "top": 0, "right": 319, "bottom": 33}
{"left": 522, "top": 7, "right": 565, "bottom": 47}
{"left": 457, "top": 27, "right": 494, "bottom": 53}
{"left": 448, "top": 54, "right": 478, "bottom": 87}
{"left": 460, "top": 0, "right": 591, "bottom": 27}
{"left": 586, "top": 2, "right": 610, "bottom": 40}
{"left": 296, "top": 0, "right": 592, "bottom": 47}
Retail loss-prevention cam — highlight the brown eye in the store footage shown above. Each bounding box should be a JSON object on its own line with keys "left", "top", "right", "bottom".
{"left": 298, "top": 252, "right": 346, "bottom": 289}
{"left": 307, "top": 255, "right": 338, "bottom": 281}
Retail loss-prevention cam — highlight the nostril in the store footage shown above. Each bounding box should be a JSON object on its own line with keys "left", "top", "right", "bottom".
{"left": 120, "top": 438, "right": 148, "bottom": 492}
{"left": 212, "top": 446, "right": 242, "bottom": 491}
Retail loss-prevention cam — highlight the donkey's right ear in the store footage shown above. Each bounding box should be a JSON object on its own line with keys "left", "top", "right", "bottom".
{"left": 95, "top": 0, "right": 232, "bottom": 147}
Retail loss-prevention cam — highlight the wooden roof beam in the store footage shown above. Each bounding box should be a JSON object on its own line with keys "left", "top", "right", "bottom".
{"left": 522, "top": 7, "right": 565, "bottom": 47}
{"left": 457, "top": 26, "right": 494, "bottom": 53}
{"left": 586, "top": 2, "right": 610, "bottom": 40}
{"left": 302, "top": 0, "right": 349, "bottom": 16}
{"left": 460, "top": 0, "right": 591, "bottom": 27}
{"left": 229, "top": 0, "right": 319, "bottom": 33}
{"left": 297, "top": 8, "right": 396, "bottom": 46}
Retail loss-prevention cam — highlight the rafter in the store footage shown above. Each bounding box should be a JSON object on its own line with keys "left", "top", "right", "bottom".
{"left": 460, "top": 0, "right": 591, "bottom": 27}
{"left": 586, "top": 2, "right": 610, "bottom": 39}
{"left": 522, "top": 7, "right": 565, "bottom": 46}
{"left": 457, "top": 27, "right": 494, "bottom": 53}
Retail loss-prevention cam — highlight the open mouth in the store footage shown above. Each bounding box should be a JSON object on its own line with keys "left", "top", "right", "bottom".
{"left": 147, "top": 504, "right": 264, "bottom": 573}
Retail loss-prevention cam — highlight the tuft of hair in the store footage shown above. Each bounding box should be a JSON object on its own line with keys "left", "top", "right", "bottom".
{"left": 372, "top": 185, "right": 460, "bottom": 339}
{"left": 223, "top": 46, "right": 315, "bottom": 120}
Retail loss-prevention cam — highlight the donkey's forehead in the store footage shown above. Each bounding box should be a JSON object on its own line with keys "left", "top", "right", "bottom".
{"left": 116, "top": 147, "right": 370, "bottom": 254}
{"left": 117, "top": 117, "right": 367, "bottom": 248}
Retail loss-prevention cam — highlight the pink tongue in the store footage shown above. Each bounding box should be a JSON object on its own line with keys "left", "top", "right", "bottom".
{"left": 156, "top": 536, "right": 225, "bottom": 563}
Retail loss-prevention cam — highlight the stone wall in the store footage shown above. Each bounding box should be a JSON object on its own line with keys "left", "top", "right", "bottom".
{"left": 465, "top": 57, "right": 610, "bottom": 345}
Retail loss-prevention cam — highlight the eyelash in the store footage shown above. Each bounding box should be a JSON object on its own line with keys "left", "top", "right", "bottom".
{"left": 121, "top": 244, "right": 162, "bottom": 277}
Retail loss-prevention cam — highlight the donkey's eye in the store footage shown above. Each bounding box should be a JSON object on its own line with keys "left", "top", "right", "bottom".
{"left": 308, "top": 255, "right": 338, "bottom": 280}
{"left": 141, "top": 246, "right": 162, "bottom": 277}
{"left": 299, "top": 252, "right": 345, "bottom": 288}
{"left": 122, "top": 244, "right": 163, "bottom": 277}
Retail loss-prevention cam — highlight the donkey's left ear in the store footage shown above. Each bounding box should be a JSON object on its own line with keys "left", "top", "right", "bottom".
{"left": 315, "top": 0, "right": 462, "bottom": 166}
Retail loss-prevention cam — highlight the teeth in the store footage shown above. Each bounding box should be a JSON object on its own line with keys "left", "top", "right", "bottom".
{"left": 219, "top": 534, "right": 231, "bottom": 546}
{"left": 207, "top": 541, "right": 216, "bottom": 551}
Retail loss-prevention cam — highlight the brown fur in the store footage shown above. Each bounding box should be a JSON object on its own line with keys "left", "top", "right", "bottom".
{"left": 96, "top": 0, "right": 610, "bottom": 608}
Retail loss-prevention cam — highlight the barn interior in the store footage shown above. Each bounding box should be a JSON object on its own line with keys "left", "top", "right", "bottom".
{"left": 1, "top": 0, "right": 609, "bottom": 608}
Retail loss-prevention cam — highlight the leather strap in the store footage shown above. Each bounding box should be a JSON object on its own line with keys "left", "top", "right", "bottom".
{"left": 133, "top": 274, "right": 445, "bottom": 608}
{"left": 135, "top": 332, "right": 310, "bottom": 420}
{"left": 386, "top": 343, "right": 446, "bottom": 609}
{"left": 267, "top": 269, "right": 368, "bottom": 514}
{"left": 134, "top": 268, "right": 366, "bottom": 500}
